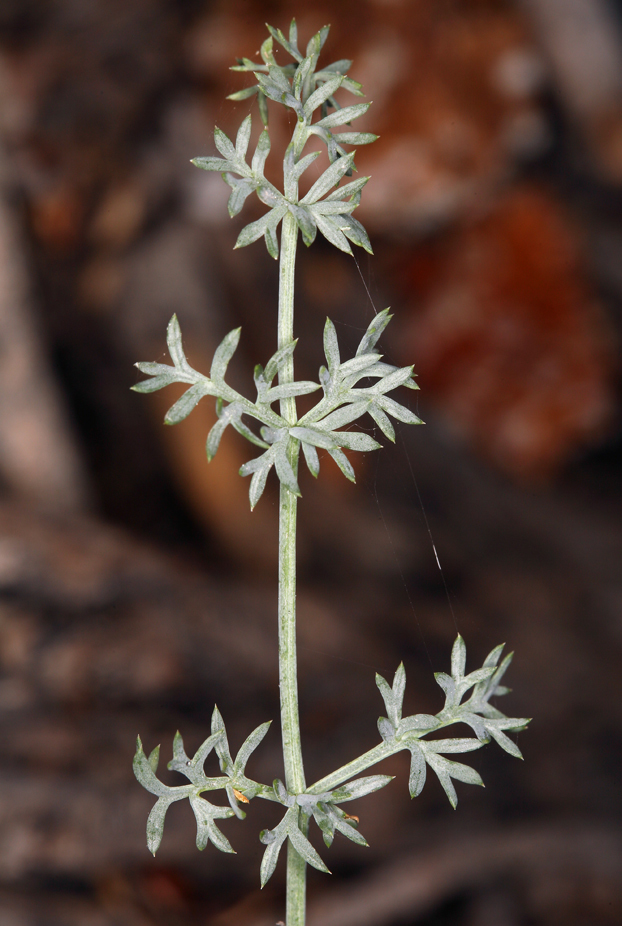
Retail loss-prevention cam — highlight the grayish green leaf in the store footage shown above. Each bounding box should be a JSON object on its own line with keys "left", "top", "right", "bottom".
{"left": 148, "top": 745, "right": 160, "bottom": 774}
{"left": 369, "top": 405, "right": 395, "bottom": 441}
{"left": 319, "top": 58, "right": 352, "bottom": 74}
{"left": 377, "top": 716, "right": 395, "bottom": 742}
{"left": 191, "top": 156, "right": 238, "bottom": 172}
{"left": 316, "top": 103, "right": 370, "bottom": 129}
{"left": 266, "top": 23, "right": 301, "bottom": 61}
{"left": 331, "top": 775, "right": 393, "bottom": 802}
{"left": 324, "top": 176, "right": 370, "bottom": 201}
{"left": 189, "top": 795, "right": 236, "bottom": 853}
{"left": 327, "top": 447, "right": 355, "bottom": 481}
{"left": 301, "top": 152, "right": 355, "bottom": 204}
{"left": 274, "top": 441, "right": 301, "bottom": 496}
{"left": 289, "top": 426, "right": 337, "bottom": 450}
{"left": 399, "top": 714, "right": 440, "bottom": 733}
{"left": 264, "top": 223, "right": 279, "bottom": 259}
{"left": 314, "top": 213, "right": 352, "bottom": 253}
{"left": 332, "top": 132, "right": 379, "bottom": 145}
{"left": 332, "top": 430, "right": 381, "bottom": 452}
{"left": 214, "top": 126, "right": 237, "bottom": 161}
{"left": 482, "top": 643, "right": 505, "bottom": 669}
{"left": 485, "top": 725, "right": 523, "bottom": 758}
{"left": 234, "top": 721, "right": 272, "bottom": 775}
{"left": 226, "top": 177, "right": 255, "bottom": 217}
{"left": 164, "top": 381, "right": 214, "bottom": 425}
{"left": 290, "top": 205, "right": 317, "bottom": 246}
{"left": 435, "top": 672, "right": 456, "bottom": 702}
{"left": 236, "top": 115, "right": 252, "bottom": 159}
{"left": 227, "top": 85, "right": 259, "bottom": 102}
{"left": 370, "top": 365, "right": 415, "bottom": 394}
{"left": 309, "top": 201, "right": 357, "bottom": 216}
{"left": 303, "top": 75, "right": 344, "bottom": 120}
{"left": 260, "top": 35, "right": 276, "bottom": 66}
{"left": 423, "top": 753, "right": 458, "bottom": 808}
{"left": 339, "top": 353, "right": 382, "bottom": 377}
{"left": 264, "top": 381, "right": 320, "bottom": 402}
{"left": 288, "top": 823, "right": 330, "bottom": 873}
{"left": 424, "top": 738, "right": 485, "bottom": 754}
{"left": 131, "top": 373, "right": 177, "bottom": 394}
{"left": 235, "top": 204, "right": 287, "bottom": 250}
{"left": 451, "top": 634, "right": 467, "bottom": 679}
{"left": 340, "top": 215, "right": 373, "bottom": 254}
{"left": 291, "top": 150, "right": 321, "bottom": 182}
{"left": 264, "top": 340, "right": 298, "bottom": 383}
{"left": 376, "top": 396, "right": 423, "bottom": 425}
{"left": 259, "top": 821, "right": 288, "bottom": 887}
{"left": 166, "top": 314, "right": 187, "bottom": 369}
{"left": 301, "top": 441, "right": 320, "bottom": 477}
{"left": 323, "top": 318, "right": 341, "bottom": 371}
{"left": 258, "top": 90, "right": 269, "bottom": 126}
{"left": 146, "top": 795, "right": 177, "bottom": 855}
{"left": 318, "top": 401, "right": 369, "bottom": 430}
{"left": 252, "top": 129, "right": 271, "bottom": 174}
{"left": 408, "top": 745, "right": 426, "bottom": 798}
{"left": 211, "top": 328, "right": 241, "bottom": 382}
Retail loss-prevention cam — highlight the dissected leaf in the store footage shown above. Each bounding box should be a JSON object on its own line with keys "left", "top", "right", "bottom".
{"left": 314, "top": 213, "right": 352, "bottom": 253}
{"left": 451, "top": 635, "right": 467, "bottom": 680}
{"left": 408, "top": 745, "right": 426, "bottom": 798}
{"left": 214, "top": 126, "right": 237, "bottom": 161}
{"left": 236, "top": 115, "right": 252, "bottom": 159}
{"left": 164, "top": 381, "right": 214, "bottom": 425}
{"left": 323, "top": 318, "right": 341, "bottom": 372}
{"left": 301, "top": 440, "right": 320, "bottom": 477}
{"left": 234, "top": 721, "right": 272, "bottom": 775}
{"left": 211, "top": 328, "right": 241, "bottom": 382}
{"left": 316, "top": 102, "right": 370, "bottom": 129}
{"left": 301, "top": 152, "right": 355, "bottom": 204}
{"left": 327, "top": 446, "right": 355, "bottom": 481}
{"left": 166, "top": 314, "right": 187, "bottom": 368}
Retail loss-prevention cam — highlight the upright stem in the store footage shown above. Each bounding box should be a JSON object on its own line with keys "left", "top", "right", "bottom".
{"left": 277, "top": 210, "right": 306, "bottom": 926}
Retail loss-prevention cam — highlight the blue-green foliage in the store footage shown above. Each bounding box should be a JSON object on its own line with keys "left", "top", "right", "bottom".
{"left": 134, "top": 636, "right": 529, "bottom": 884}
{"left": 133, "top": 310, "right": 422, "bottom": 508}
{"left": 132, "top": 20, "right": 530, "bottom": 891}
{"left": 192, "top": 19, "right": 377, "bottom": 258}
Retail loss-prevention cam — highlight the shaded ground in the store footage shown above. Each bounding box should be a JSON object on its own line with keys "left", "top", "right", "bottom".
{"left": 0, "top": 1, "right": 621, "bottom": 924}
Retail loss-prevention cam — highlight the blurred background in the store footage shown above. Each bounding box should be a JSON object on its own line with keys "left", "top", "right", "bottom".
{"left": 0, "top": 0, "right": 622, "bottom": 923}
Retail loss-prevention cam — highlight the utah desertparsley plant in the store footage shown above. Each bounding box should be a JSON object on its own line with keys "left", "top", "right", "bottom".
{"left": 132, "top": 22, "right": 530, "bottom": 926}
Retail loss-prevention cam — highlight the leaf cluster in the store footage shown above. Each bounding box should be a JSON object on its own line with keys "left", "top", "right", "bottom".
{"left": 133, "top": 707, "right": 274, "bottom": 857}
{"left": 375, "top": 636, "right": 530, "bottom": 808}
{"left": 133, "top": 311, "right": 421, "bottom": 508}
{"left": 134, "top": 636, "right": 528, "bottom": 883}
{"left": 191, "top": 20, "right": 377, "bottom": 258}
{"left": 259, "top": 774, "right": 391, "bottom": 886}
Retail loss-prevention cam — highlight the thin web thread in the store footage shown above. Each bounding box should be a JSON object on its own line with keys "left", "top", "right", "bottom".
{"left": 351, "top": 251, "right": 379, "bottom": 319}
{"left": 350, "top": 249, "right": 459, "bottom": 654}
{"left": 369, "top": 450, "right": 434, "bottom": 670}
{"left": 399, "top": 430, "right": 459, "bottom": 636}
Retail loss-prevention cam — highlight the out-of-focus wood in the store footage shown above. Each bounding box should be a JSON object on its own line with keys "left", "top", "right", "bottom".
{"left": 0, "top": 145, "right": 90, "bottom": 512}
{"left": 395, "top": 184, "right": 615, "bottom": 479}
{"left": 525, "top": 0, "right": 622, "bottom": 181}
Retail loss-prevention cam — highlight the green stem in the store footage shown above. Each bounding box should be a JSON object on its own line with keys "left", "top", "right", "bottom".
{"left": 277, "top": 210, "right": 307, "bottom": 926}
{"left": 306, "top": 715, "right": 467, "bottom": 795}
{"left": 307, "top": 742, "right": 399, "bottom": 794}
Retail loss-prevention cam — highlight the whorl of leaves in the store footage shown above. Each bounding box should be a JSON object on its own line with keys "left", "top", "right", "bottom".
{"left": 134, "top": 636, "right": 528, "bottom": 882}
{"left": 133, "top": 310, "right": 421, "bottom": 508}
{"left": 192, "top": 20, "right": 378, "bottom": 258}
